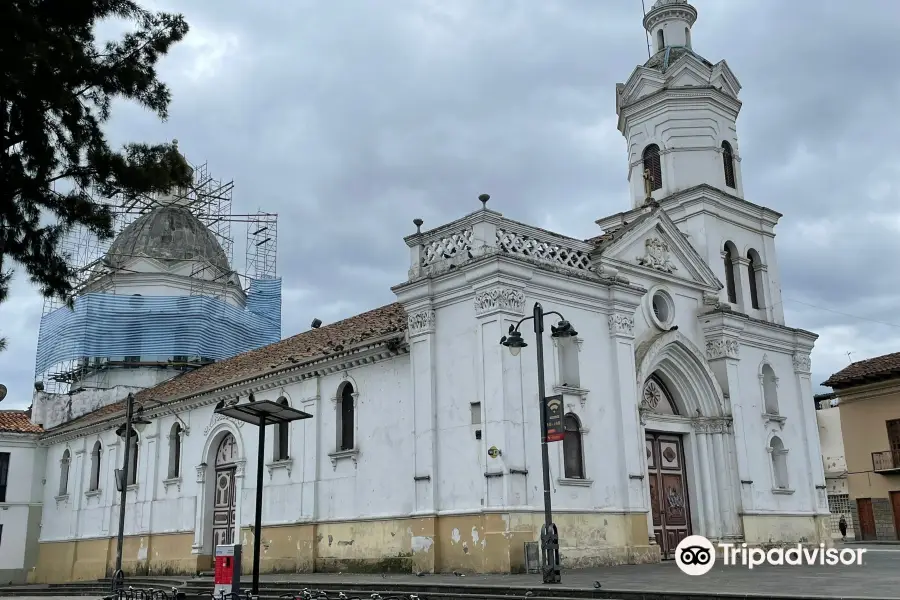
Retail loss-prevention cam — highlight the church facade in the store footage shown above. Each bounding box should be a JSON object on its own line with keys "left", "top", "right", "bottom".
{"left": 29, "top": 0, "right": 830, "bottom": 582}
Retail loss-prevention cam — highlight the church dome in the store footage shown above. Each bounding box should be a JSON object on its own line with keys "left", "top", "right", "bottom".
{"left": 104, "top": 205, "right": 230, "bottom": 272}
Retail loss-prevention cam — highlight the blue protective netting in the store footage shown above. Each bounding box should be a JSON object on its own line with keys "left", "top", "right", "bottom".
{"left": 34, "top": 278, "right": 282, "bottom": 374}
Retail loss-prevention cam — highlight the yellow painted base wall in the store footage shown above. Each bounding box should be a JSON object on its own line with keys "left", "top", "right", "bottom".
{"left": 741, "top": 514, "right": 833, "bottom": 547}
{"left": 31, "top": 512, "right": 659, "bottom": 583}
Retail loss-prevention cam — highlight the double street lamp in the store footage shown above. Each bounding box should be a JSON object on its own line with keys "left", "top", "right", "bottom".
{"left": 500, "top": 301, "right": 577, "bottom": 585}
{"left": 111, "top": 393, "right": 152, "bottom": 594}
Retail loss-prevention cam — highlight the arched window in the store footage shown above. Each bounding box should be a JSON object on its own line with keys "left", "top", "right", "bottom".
{"left": 89, "top": 441, "right": 102, "bottom": 491}
{"left": 168, "top": 423, "right": 182, "bottom": 478}
{"left": 722, "top": 241, "right": 738, "bottom": 304}
{"left": 657, "top": 30, "right": 665, "bottom": 51}
{"left": 563, "top": 414, "right": 584, "bottom": 479}
{"left": 127, "top": 435, "right": 139, "bottom": 485}
{"left": 747, "top": 249, "right": 763, "bottom": 309}
{"left": 275, "top": 397, "right": 290, "bottom": 461}
{"left": 642, "top": 144, "right": 663, "bottom": 192}
{"left": 769, "top": 436, "right": 789, "bottom": 490}
{"left": 59, "top": 450, "right": 71, "bottom": 496}
{"left": 761, "top": 364, "right": 779, "bottom": 415}
{"left": 722, "top": 141, "right": 736, "bottom": 188}
{"left": 338, "top": 383, "right": 355, "bottom": 451}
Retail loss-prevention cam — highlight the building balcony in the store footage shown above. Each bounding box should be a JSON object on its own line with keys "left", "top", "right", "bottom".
{"left": 872, "top": 450, "right": 900, "bottom": 474}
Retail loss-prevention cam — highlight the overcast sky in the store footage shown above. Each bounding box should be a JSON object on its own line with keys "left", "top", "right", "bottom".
{"left": 3, "top": 0, "right": 900, "bottom": 409}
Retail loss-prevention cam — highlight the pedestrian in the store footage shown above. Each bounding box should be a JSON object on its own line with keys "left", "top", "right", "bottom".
{"left": 839, "top": 515, "right": 848, "bottom": 540}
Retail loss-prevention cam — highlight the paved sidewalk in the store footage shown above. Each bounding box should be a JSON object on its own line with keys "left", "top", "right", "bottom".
{"left": 248, "top": 545, "right": 900, "bottom": 599}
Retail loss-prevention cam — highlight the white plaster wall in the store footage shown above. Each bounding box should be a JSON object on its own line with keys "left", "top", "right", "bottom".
{"left": 0, "top": 436, "right": 44, "bottom": 572}
{"left": 733, "top": 345, "right": 821, "bottom": 515}
{"left": 38, "top": 353, "right": 414, "bottom": 545}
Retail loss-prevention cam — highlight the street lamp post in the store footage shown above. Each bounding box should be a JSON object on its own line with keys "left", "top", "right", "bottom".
{"left": 214, "top": 397, "right": 312, "bottom": 595}
{"left": 111, "top": 393, "right": 152, "bottom": 594}
{"left": 500, "top": 301, "right": 578, "bottom": 585}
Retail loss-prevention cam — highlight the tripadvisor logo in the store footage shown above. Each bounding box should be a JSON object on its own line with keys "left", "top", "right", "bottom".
{"left": 675, "top": 535, "right": 866, "bottom": 576}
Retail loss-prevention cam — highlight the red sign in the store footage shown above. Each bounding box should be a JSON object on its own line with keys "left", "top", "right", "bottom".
{"left": 545, "top": 394, "right": 564, "bottom": 442}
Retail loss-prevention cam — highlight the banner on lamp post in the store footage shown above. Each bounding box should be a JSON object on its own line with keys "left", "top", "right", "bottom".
{"left": 545, "top": 394, "right": 564, "bottom": 442}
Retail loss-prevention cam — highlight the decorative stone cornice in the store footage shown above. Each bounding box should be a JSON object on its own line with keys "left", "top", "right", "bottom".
{"left": 706, "top": 338, "right": 739, "bottom": 360}
{"left": 473, "top": 286, "right": 526, "bottom": 317}
{"left": 407, "top": 309, "right": 436, "bottom": 337}
{"left": 692, "top": 417, "right": 733, "bottom": 434}
{"left": 608, "top": 314, "right": 635, "bottom": 338}
{"left": 792, "top": 353, "right": 811, "bottom": 374}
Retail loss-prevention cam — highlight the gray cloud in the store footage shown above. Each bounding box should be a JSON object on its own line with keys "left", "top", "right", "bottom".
{"left": 3, "top": 0, "right": 900, "bottom": 407}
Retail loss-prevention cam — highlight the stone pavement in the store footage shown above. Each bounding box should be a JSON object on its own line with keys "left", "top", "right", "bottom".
{"left": 249, "top": 545, "right": 900, "bottom": 599}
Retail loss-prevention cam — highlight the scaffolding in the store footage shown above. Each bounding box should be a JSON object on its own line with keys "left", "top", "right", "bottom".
{"left": 35, "top": 157, "right": 280, "bottom": 394}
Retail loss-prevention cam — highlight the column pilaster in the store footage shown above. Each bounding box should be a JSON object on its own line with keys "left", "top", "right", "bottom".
{"left": 607, "top": 306, "right": 645, "bottom": 511}
{"left": 407, "top": 304, "right": 438, "bottom": 515}
{"left": 793, "top": 351, "right": 829, "bottom": 513}
{"left": 192, "top": 463, "right": 207, "bottom": 553}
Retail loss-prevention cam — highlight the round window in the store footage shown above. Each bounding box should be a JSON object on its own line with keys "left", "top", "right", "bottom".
{"left": 650, "top": 291, "right": 674, "bottom": 329}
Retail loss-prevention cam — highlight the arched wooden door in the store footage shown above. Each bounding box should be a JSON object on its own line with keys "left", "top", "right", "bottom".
{"left": 212, "top": 434, "right": 238, "bottom": 546}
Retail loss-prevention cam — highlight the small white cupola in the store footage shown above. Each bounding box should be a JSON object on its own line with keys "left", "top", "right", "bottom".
{"left": 643, "top": 0, "right": 698, "bottom": 54}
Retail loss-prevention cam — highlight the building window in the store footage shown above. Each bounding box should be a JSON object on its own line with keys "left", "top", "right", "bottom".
{"left": 722, "top": 141, "right": 736, "bottom": 188}
{"left": 657, "top": 29, "right": 665, "bottom": 50}
{"left": 89, "top": 441, "right": 102, "bottom": 491}
{"left": 338, "top": 383, "right": 355, "bottom": 451}
{"left": 557, "top": 337, "right": 580, "bottom": 388}
{"left": 723, "top": 241, "right": 738, "bottom": 304}
{"left": 127, "top": 435, "right": 139, "bottom": 485}
{"left": 0, "top": 452, "right": 8, "bottom": 502}
{"left": 769, "top": 436, "right": 789, "bottom": 490}
{"left": 59, "top": 450, "right": 71, "bottom": 496}
{"left": 747, "top": 249, "right": 763, "bottom": 309}
{"left": 168, "top": 423, "right": 182, "bottom": 479}
{"left": 275, "top": 397, "right": 290, "bottom": 461}
{"left": 563, "top": 414, "right": 585, "bottom": 479}
{"left": 124, "top": 355, "right": 140, "bottom": 368}
{"left": 685, "top": 27, "right": 692, "bottom": 49}
{"left": 642, "top": 144, "right": 663, "bottom": 192}
{"left": 761, "top": 364, "right": 779, "bottom": 415}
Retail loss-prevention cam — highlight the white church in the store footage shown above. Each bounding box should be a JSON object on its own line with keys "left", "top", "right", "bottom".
{"left": 19, "top": 0, "right": 830, "bottom": 582}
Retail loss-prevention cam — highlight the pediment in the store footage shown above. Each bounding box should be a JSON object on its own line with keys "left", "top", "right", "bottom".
{"left": 664, "top": 55, "right": 713, "bottom": 87}
{"left": 709, "top": 60, "right": 741, "bottom": 98}
{"left": 619, "top": 67, "right": 666, "bottom": 108}
{"left": 593, "top": 209, "right": 722, "bottom": 290}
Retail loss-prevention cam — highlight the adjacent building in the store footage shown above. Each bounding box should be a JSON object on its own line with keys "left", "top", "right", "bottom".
{"left": 823, "top": 354, "right": 900, "bottom": 541}
{"left": 24, "top": 0, "right": 831, "bottom": 582}
{"left": 813, "top": 392, "right": 853, "bottom": 539}
{"left": 0, "top": 410, "right": 45, "bottom": 584}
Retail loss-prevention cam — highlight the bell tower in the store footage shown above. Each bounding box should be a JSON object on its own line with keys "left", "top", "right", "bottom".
{"left": 605, "top": 0, "right": 786, "bottom": 326}
{"left": 616, "top": 0, "right": 744, "bottom": 209}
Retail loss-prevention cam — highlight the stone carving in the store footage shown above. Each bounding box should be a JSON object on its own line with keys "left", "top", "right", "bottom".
{"left": 195, "top": 464, "right": 207, "bottom": 484}
{"left": 792, "top": 353, "right": 811, "bottom": 373}
{"left": 641, "top": 379, "right": 663, "bottom": 410}
{"left": 702, "top": 291, "right": 719, "bottom": 306}
{"left": 474, "top": 287, "right": 526, "bottom": 316}
{"left": 692, "top": 417, "right": 733, "bottom": 434}
{"left": 706, "top": 338, "right": 739, "bottom": 360}
{"left": 203, "top": 409, "right": 244, "bottom": 436}
{"left": 607, "top": 314, "right": 635, "bottom": 337}
{"left": 636, "top": 238, "right": 678, "bottom": 274}
{"left": 407, "top": 309, "right": 436, "bottom": 336}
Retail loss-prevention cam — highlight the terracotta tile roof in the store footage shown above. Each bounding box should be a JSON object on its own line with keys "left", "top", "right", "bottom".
{"left": 0, "top": 410, "right": 43, "bottom": 434}
{"left": 822, "top": 351, "right": 900, "bottom": 389}
{"left": 45, "top": 302, "right": 409, "bottom": 434}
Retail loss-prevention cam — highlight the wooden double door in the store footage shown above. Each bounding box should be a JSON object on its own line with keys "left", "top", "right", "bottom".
{"left": 646, "top": 432, "right": 692, "bottom": 559}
